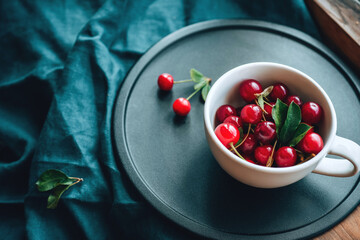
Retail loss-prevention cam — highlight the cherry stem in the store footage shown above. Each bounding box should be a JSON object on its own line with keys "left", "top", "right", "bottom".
{"left": 297, "top": 153, "right": 315, "bottom": 165}
{"left": 229, "top": 142, "right": 245, "bottom": 160}
{"left": 263, "top": 98, "right": 271, "bottom": 106}
{"left": 186, "top": 86, "right": 203, "bottom": 100}
{"left": 299, "top": 154, "right": 305, "bottom": 162}
{"left": 266, "top": 140, "right": 277, "bottom": 167}
{"left": 255, "top": 98, "right": 268, "bottom": 122}
{"left": 262, "top": 101, "right": 273, "bottom": 116}
{"left": 264, "top": 96, "right": 271, "bottom": 102}
{"left": 174, "top": 79, "right": 193, "bottom": 84}
{"left": 304, "top": 153, "right": 316, "bottom": 162}
{"left": 254, "top": 98, "right": 267, "bottom": 115}
{"left": 294, "top": 148, "right": 304, "bottom": 154}
{"left": 234, "top": 124, "right": 251, "bottom": 149}
{"left": 68, "top": 177, "right": 84, "bottom": 187}
{"left": 262, "top": 113, "right": 266, "bottom": 121}
{"left": 264, "top": 101, "right": 273, "bottom": 107}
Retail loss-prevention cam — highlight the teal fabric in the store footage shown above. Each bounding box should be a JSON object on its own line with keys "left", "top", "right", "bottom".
{"left": 0, "top": 0, "right": 319, "bottom": 239}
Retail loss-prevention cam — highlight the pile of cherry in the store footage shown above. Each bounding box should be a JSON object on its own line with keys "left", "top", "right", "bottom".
{"left": 215, "top": 79, "right": 324, "bottom": 167}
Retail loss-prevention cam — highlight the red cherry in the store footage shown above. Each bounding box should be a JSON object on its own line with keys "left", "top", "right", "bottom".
{"left": 238, "top": 134, "right": 257, "bottom": 154}
{"left": 275, "top": 146, "right": 297, "bottom": 167}
{"left": 264, "top": 102, "right": 275, "bottom": 120}
{"left": 286, "top": 95, "right": 302, "bottom": 106}
{"left": 216, "top": 105, "right": 237, "bottom": 123}
{"left": 297, "top": 132, "right": 324, "bottom": 154}
{"left": 214, "top": 123, "right": 240, "bottom": 149}
{"left": 243, "top": 154, "right": 255, "bottom": 164}
{"left": 254, "top": 145, "right": 273, "bottom": 166}
{"left": 223, "top": 116, "right": 243, "bottom": 129}
{"left": 157, "top": 73, "right": 174, "bottom": 91}
{"left": 270, "top": 83, "right": 288, "bottom": 101}
{"left": 301, "top": 102, "right": 323, "bottom": 125}
{"left": 239, "top": 79, "right": 263, "bottom": 102}
{"left": 240, "top": 104, "right": 262, "bottom": 124}
{"left": 246, "top": 159, "right": 255, "bottom": 164}
{"left": 173, "top": 98, "right": 191, "bottom": 116}
{"left": 254, "top": 121, "right": 276, "bottom": 144}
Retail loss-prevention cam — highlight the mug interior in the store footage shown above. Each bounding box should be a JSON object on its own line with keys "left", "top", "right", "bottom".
{"left": 205, "top": 62, "right": 336, "bottom": 169}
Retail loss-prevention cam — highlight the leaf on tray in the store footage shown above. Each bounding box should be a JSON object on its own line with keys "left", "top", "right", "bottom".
{"left": 201, "top": 84, "right": 211, "bottom": 101}
{"left": 194, "top": 80, "right": 207, "bottom": 90}
{"left": 190, "top": 68, "right": 204, "bottom": 83}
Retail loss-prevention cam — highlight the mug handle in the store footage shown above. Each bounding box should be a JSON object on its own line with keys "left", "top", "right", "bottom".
{"left": 312, "top": 135, "right": 360, "bottom": 177}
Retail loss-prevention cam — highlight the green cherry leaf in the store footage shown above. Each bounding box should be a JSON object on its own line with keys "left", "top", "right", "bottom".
{"left": 257, "top": 95, "right": 265, "bottom": 110}
{"left": 190, "top": 68, "right": 204, "bottom": 83}
{"left": 279, "top": 102, "right": 302, "bottom": 144}
{"left": 201, "top": 84, "right": 211, "bottom": 101}
{"left": 288, "top": 123, "right": 313, "bottom": 147}
{"left": 194, "top": 80, "right": 206, "bottom": 90}
{"left": 36, "top": 169, "right": 74, "bottom": 192}
{"left": 261, "top": 86, "right": 274, "bottom": 98}
{"left": 47, "top": 185, "right": 71, "bottom": 209}
{"left": 272, "top": 99, "right": 288, "bottom": 137}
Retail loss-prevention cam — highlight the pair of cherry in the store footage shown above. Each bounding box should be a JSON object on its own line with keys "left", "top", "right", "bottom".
{"left": 215, "top": 79, "right": 324, "bottom": 167}
{"left": 158, "top": 73, "right": 192, "bottom": 116}
{"left": 158, "top": 72, "right": 212, "bottom": 116}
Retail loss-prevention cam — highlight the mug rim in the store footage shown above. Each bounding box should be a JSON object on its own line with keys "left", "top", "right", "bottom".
{"left": 204, "top": 62, "right": 337, "bottom": 174}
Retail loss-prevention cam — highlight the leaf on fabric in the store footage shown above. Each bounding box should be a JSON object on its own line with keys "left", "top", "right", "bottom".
{"left": 47, "top": 185, "right": 71, "bottom": 209}
{"left": 36, "top": 169, "right": 74, "bottom": 192}
{"left": 36, "top": 169, "right": 83, "bottom": 209}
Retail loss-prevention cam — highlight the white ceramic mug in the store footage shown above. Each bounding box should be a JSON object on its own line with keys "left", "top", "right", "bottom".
{"left": 204, "top": 62, "right": 360, "bottom": 188}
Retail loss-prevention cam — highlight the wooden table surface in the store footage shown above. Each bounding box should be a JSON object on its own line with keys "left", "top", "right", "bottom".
{"left": 314, "top": 205, "right": 360, "bottom": 239}
{"left": 305, "top": 0, "right": 360, "bottom": 73}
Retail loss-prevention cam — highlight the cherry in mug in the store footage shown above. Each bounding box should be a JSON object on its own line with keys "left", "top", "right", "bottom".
{"left": 214, "top": 79, "right": 323, "bottom": 168}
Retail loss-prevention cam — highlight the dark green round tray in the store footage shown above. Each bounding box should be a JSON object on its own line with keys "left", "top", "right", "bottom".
{"left": 112, "top": 20, "right": 360, "bottom": 239}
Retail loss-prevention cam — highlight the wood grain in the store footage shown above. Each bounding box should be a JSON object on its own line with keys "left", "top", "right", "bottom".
{"left": 314, "top": 206, "right": 360, "bottom": 239}
{"left": 305, "top": 0, "right": 360, "bottom": 73}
